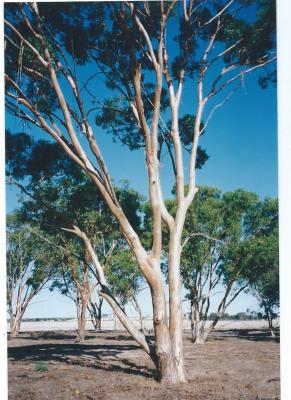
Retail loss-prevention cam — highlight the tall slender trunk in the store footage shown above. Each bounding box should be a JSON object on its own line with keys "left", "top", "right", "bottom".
{"left": 190, "top": 300, "right": 199, "bottom": 342}
{"left": 269, "top": 321, "right": 275, "bottom": 337}
{"left": 75, "top": 298, "right": 82, "bottom": 340}
{"left": 76, "top": 295, "right": 89, "bottom": 342}
{"left": 97, "top": 298, "right": 103, "bottom": 331}
{"left": 168, "top": 226, "right": 187, "bottom": 383}
{"left": 266, "top": 308, "right": 276, "bottom": 337}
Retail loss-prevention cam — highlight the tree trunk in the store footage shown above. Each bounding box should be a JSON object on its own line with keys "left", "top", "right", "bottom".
{"left": 75, "top": 298, "right": 82, "bottom": 340}
{"left": 73, "top": 226, "right": 187, "bottom": 383}
{"left": 77, "top": 296, "right": 88, "bottom": 342}
{"left": 269, "top": 326, "right": 276, "bottom": 337}
{"left": 89, "top": 314, "right": 98, "bottom": 330}
{"left": 167, "top": 228, "right": 187, "bottom": 383}
{"left": 97, "top": 298, "right": 103, "bottom": 331}
{"left": 96, "top": 316, "right": 101, "bottom": 331}
{"left": 113, "top": 312, "right": 118, "bottom": 331}
{"left": 9, "top": 314, "right": 14, "bottom": 334}
{"left": 10, "top": 316, "right": 21, "bottom": 337}
{"left": 190, "top": 300, "right": 197, "bottom": 342}
{"left": 190, "top": 302, "right": 208, "bottom": 344}
{"left": 87, "top": 298, "right": 103, "bottom": 331}
{"left": 151, "top": 278, "right": 186, "bottom": 384}
{"left": 193, "top": 322, "right": 210, "bottom": 344}
{"left": 266, "top": 310, "right": 276, "bottom": 337}
{"left": 10, "top": 305, "right": 26, "bottom": 337}
{"left": 8, "top": 301, "right": 14, "bottom": 332}
{"left": 132, "top": 295, "right": 146, "bottom": 335}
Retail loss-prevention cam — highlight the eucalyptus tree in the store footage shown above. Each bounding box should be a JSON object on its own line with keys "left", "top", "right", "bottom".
{"left": 236, "top": 196, "right": 279, "bottom": 337}
{"left": 48, "top": 239, "right": 97, "bottom": 342}
{"left": 7, "top": 214, "right": 56, "bottom": 337}
{"left": 179, "top": 187, "right": 278, "bottom": 343}
{"left": 246, "top": 218, "right": 279, "bottom": 337}
{"left": 252, "top": 267, "right": 279, "bottom": 337}
{"left": 6, "top": 131, "right": 146, "bottom": 340}
{"left": 5, "top": 1, "right": 276, "bottom": 382}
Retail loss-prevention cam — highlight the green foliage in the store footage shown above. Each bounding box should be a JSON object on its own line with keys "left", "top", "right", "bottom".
{"left": 95, "top": 84, "right": 169, "bottom": 151}
{"left": 6, "top": 132, "right": 143, "bottom": 238}
{"left": 217, "top": 1, "right": 276, "bottom": 74}
{"left": 180, "top": 186, "right": 224, "bottom": 283}
{"left": 106, "top": 251, "right": 144, "bottom": 307}
{"left": 34, "top": 361, "right": 48, "bottom": 372}
{"left": 6, "top": 213, "right": 59, "bottom": 313}
{"left": 179, "top": 186, "right": 278, "bottom": 303}
{"left": 5, "top": 130, "right": 82, "bottom": 183}
{"left": 247, "top": 217, "right": 279, "bottom": 319}
{"left": 6, "top": 132, "right": 145, "bottom": 306}
{"left": 4, "top": 8, "right": 59, "bottom": 116}
{"left": 5, "top": 130, "right": 32, "bottom": 180}
{"left": 49, "top": 262, "right": 78, "bottom": 301}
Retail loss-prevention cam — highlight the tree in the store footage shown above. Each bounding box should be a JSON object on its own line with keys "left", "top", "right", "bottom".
{"left": 179, "top": 187, "right": 278, "bottom": 343}
{"left": 6, "top": 132, "right": 146, "bottom": 340}
{"left": 4, "top": 1, "right": 276, "bottom": 383}
{"left": 253, "top": 269, "right": 279, "bottom": 337}
{"left": 237, "top": 196, "right": 279, "bottom": 336}
{"left": 247, "top": 229, "right": 279, "bottom": 337}
{"left": 87, "top": 289, "right": 104, "bottom": 331}
{"left": 48, "top": 241, "right": 97, "bottom": 342}
{"left": 6, "top": 215, "right": 56, "bottom": 337}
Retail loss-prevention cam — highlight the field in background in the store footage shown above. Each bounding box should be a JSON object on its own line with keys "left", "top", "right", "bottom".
{"left": 7, "top": 318, "right": 279, "bottom": 333}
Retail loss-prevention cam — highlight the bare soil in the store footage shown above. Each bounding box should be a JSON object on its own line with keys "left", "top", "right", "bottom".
{"left": 8, "top": 328, "right": 280, "bottom": 400}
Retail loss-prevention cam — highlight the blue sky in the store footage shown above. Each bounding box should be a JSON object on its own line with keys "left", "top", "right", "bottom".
{"left": 5, "top": 5, "right": 278, "bottom": 319}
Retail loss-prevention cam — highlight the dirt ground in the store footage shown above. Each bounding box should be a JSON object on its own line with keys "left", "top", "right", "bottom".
{"left": 8, "top": 328, "right": 280, "bottom": 400}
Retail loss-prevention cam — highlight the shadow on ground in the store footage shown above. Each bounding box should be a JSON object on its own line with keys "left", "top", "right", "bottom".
{"left": 9, "top": 330, "right": 119, "bottom": 342}
{"left": 210, "top": 328, "right": 280, "bottom": 343}
{"left": 8, "top": 340, "right": 157, "bottom": 380}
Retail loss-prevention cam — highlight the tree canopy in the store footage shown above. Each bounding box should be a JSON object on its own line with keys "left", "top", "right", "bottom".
{"left": 177, "top": 186, "right": 278, "bottom": 342}
{"left": 6, "top": 213, "right": 57, "bottom": 336}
